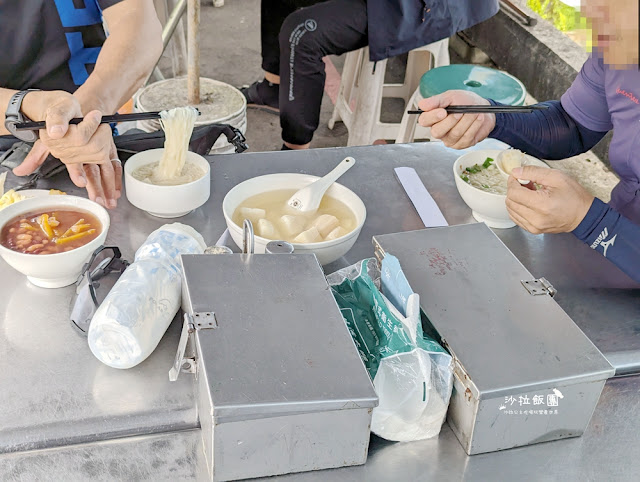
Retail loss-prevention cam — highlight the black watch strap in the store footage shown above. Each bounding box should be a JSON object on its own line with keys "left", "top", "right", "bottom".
{"left": 5, "top": 89, "right": 40, "bottom": 143}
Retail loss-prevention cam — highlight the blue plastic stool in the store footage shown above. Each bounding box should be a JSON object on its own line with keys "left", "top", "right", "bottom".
{"left": 419, "top": 64, "right": 527, "bottom": 105}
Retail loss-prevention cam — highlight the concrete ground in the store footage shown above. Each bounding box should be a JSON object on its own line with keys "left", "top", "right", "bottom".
{"left": 158, "top": 0, "right": 618, "bottom": 201}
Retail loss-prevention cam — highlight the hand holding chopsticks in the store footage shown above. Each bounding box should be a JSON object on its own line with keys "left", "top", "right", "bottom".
{"left": 407, "top": 105, "right": 549, "bottom": 115}
{"left": 413, "top": 90, "right": 537, "bottom": 150}
{"left": 14, "top": 109, "right": 201, "bottom": 131}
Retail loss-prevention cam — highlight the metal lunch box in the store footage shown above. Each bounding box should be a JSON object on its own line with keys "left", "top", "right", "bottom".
{"left": 373, "top": 223, "right": 615, "bottom": 455}
{"left": 174, "top": 252, "right": 378, "bottom": 481}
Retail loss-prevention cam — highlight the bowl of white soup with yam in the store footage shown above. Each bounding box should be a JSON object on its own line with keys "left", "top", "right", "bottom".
{"left": 223, "top": 173, "right": 366, "bottom": 265}
{"left": 453, "top": 149, "right": 549, "bottom": 229}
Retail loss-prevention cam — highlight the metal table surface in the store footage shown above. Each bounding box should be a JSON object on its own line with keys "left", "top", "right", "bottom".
{"left": 1, "top": 143, "right": 638, "bottom": 481}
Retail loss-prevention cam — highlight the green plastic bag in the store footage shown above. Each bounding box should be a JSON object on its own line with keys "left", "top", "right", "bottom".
{"left": 327, "top": 257, "right": 453, "bottom": 442}
{"left": 329, "top": 258, "right": 448, "bottom": 378}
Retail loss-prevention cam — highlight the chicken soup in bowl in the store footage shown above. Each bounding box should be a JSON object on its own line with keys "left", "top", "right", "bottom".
{"left": 453, "top": 149, "right": 549, "bottom": 229}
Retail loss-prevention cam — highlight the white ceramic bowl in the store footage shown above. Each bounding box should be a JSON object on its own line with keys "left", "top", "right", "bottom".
{"left": 453, "top": 149, "right": 549, "bottom": 229}
{"left": 124, "top": 148, "right": 210, "bottom": 218}
{"left": 222, "top": 173, "right": 366, "bottom": 265}
{"left": 0, "top": 196, "right": 110, "bottom": 288}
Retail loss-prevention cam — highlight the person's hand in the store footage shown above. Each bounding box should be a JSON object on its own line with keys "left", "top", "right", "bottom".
{"left": 505, "top": 166, "right": 594, "bottom": 234}
{"left": 12, "top": 139, "right": 122, "bottom": 209}
{"left": 417, "top": 90, "right": 496, "bottom": 149}
{"left": 12, "top": 90, "right": 121, "bottom": 208}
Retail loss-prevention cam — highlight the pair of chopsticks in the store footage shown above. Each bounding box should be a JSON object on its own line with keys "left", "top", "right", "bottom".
{"left": 407, "top": 105, "right": 549, "bottom": 115}
{"left": 14, "top": 109, "right": 202, "bottom": 131}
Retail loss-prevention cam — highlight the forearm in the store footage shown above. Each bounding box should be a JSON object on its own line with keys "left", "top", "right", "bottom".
{"left": 1, "top": 2, "right": 161, "bottom": 134}
{"left": 572, "top": 198, "right": 640, "bottom": 282}
{"left": 74, "top": 0, "right": 162, "bottom": 115}
{"left": 489, "top": 100, "right": 607, "bottom": 159}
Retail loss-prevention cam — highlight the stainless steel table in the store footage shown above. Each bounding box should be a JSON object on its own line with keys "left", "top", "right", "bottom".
{"left": 1, "top": 143, "right": 638, "bottom": 481}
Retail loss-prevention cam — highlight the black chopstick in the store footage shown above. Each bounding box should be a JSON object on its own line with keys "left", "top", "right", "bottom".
{"left": 14, "top": 109, "right": 201, "bottom": 131}
{"left": 407, "top": 105, "right": 549, "bottom": 115}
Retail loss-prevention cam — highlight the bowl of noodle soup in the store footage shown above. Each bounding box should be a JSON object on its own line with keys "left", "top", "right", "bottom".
{"left": 123, "top": 107, "right": 211, "bottom": 218}
{"left": 453, "top": 149, "right": 549, "bottom": 229}
{"left": 124, "top": 148, "right": 210, "bottom": 218}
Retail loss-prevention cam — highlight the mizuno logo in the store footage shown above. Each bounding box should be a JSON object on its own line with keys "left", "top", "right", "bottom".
{"left": 590, "top": 227, "right": 617, "bottom": 257}
{"left": 600, "top": 235, "right": 617, "bottom": 257}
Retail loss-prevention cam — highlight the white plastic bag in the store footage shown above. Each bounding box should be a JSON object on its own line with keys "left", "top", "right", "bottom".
{"left": 88, "top": 223, "right": 205, "bottom": 369}
{"left": 328, "top": 256, "right": 453, "bottom": 442}
{"left": 372, "top": 293, "right": 451, "bottom": 441}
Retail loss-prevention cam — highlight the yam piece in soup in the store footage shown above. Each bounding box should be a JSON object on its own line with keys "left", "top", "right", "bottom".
{"left": 232, "top": 189, "right": 357, "bottom": 244}
{"left": 1, "top": 209, "right": 102, "bottom": 255}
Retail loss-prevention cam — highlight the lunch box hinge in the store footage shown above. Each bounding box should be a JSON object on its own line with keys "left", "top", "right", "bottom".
{"left": 169, "top": 312, "right": 217, "bottom": 381}
{"left": 373, "top": 240, "right": 387, "bottom": 267}
{"left": 521, "top": 277, "right": 556, "bottom": 297}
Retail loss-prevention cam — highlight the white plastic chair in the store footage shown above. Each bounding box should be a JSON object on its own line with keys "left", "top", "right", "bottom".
{"left": 328, "top": 39, "right": 449, "bottom": 146}
{"left": 395, "top": 88, "right": 427, "bottom": 144}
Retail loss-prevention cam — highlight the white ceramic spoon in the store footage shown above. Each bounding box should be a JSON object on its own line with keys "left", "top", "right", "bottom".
{"left": 496, "top": 149, "right": 530, "bottom": 185}
{"left": 286, "top": 156, "right": 356, "bottom": 213}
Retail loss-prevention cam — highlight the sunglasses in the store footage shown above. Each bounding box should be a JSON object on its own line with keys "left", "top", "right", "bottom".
{"left": 69, "top": 245, "right": 130, "bottom": 334}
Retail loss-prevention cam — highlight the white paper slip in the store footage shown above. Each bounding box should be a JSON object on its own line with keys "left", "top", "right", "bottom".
{"left": 215, "top": 228, "right": 231, "bottom": 247}
{"left": 394, "top": 167, "right": 448, "bottom": 228}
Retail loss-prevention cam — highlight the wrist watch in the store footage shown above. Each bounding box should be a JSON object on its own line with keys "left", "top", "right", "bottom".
{"left": 4, "top": 89, "right": 41, "bottom": 143}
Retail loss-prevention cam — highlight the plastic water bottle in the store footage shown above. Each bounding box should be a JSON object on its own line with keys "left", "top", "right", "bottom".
{"left": 88, "top": 223, "right": 206, "bottom": 369}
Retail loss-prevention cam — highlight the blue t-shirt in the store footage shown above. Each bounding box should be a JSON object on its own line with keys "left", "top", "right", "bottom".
{"left": 561, "top": 53, "right": 640, "bottom": 222}
{"left": 489, "top": 53, "right": 640, "bottom": 282}
{"left": 0, "top": 0, "right": 123, "bottom": 93}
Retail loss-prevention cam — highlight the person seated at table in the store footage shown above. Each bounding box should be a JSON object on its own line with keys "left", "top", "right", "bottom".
{"left": 241, "top": 0, "right": 499, "bottom": 150}
{"left": 417, "top": 0, "right": 640, "bottom": 282}
{"left": 0, "top": 0, "right": 162, "bottom": 209}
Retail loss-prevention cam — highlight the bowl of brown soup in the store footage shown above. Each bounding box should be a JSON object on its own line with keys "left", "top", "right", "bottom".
{"left": 0, "top": 195, "right": 110, "bottom": 288}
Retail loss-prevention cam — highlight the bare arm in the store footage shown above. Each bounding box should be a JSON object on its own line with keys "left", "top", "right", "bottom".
{"left": 74, "top": 0, "right": 163, "bottom": 115}
{"left": 4, "top": 0, "right": 162, "bottom": 208}
{"left": 0, "top": 1, "right": 162, "bottom": 133}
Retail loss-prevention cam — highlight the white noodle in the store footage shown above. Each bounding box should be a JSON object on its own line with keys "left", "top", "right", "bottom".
{"left": 467, "top": 165, "right": 507, "bottom": 195}
{"left": 154, "top": 107, "right": 198, "bottom": 181}
{"left": 132, "top": 161, "right": 205, "bottom": 186}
